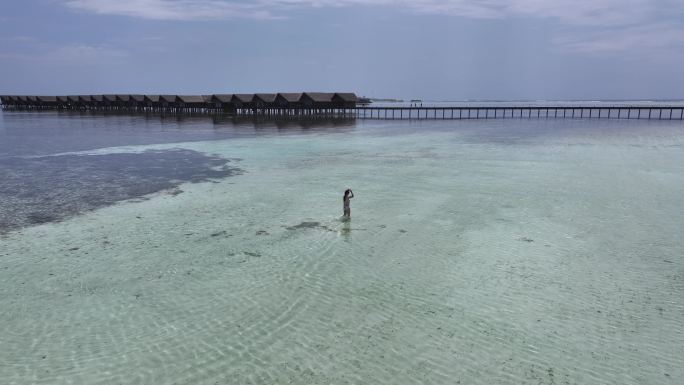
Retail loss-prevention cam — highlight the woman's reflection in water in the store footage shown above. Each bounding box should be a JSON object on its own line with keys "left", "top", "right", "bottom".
{"left": 340, "top": 217, "right": 351, "bottom": 242}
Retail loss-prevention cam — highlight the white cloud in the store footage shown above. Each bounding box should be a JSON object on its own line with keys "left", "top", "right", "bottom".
{"left": 0, "top": 36, "right": 38, "bottom": 43}
{"left": 553, "top": 23, "right": 684, "bottom": 54}
{"left": 0, "top": 44, "right": 129, "bottom": 65}
{"left": 62, "top": 0, "right": 669, "bottom": 25}
{"left": 60, "top": 0, "right": 684, "bottom": 52}
{"left": 64, "top": 0, "right": 277, "bottom": 20}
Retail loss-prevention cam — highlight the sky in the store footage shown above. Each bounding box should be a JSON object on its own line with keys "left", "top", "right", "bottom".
{"left": 0, "top": 0, "right": 683, "bottom": 100}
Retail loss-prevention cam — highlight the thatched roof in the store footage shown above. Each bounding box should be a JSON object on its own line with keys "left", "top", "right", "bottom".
{"left": 334, "top": 93, "right": 357, "bottom": 102}
{"left": 103, "top": 95, "right": 117, "bottom": 102}
{"left": 304, "top": 92, "right": 334, "bottom": 103}
{"left": 57, "top": 96, "right": 69, "bottom": 102}
{"left": 116, "top": 95, "right": 131, "bottom": 102}
{"left": 144, "top": 95, "right": 160, "bottom": 102}
{"left": 17, "top": 96, "right": 27, "bottom": 102}
{"left": 79, "top": 95, "right": 92, "bottom": 102}
{"left": 177, "top": 95, "right": 205, "bottom": 104}
{"left": 130, "top": 94, "right": 144, "bottom": 102}
{"left": 91, "top": 95, "right": 104, "bottom": 102}
{"left": 38, "top": 96, "right": 57, "bottom": 102}
{"left": 255, "top": 93, "right": 277, "bottom": 103}
{"left": 277, "top": 93, "right": 303, "bottom": 103}
{"left": 212, "top": 94, "right": 233, "bottom": 103}
{"left": 67, "top": 95, "right": 79, "bottom": 102}
{"left": 160, "top": 95, "right": 177, "bottom": 103}
{"left": 202, "top": 95, "right": 213, "bottom": 103}
{"left": 233, "top": 94, "right": 254, "bottom": 103}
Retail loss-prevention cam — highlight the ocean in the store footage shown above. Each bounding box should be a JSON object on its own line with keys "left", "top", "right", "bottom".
{"left": 1, "top": 110, "right": 683, "bottom": 384}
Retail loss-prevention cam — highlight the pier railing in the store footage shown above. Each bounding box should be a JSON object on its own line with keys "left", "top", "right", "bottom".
{"left": 353, "top": 106, "right": 684, "bottom": 120}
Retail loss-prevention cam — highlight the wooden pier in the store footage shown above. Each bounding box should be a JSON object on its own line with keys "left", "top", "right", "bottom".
{"left": 1, "top": 94, "right": 683, "bottom": 120}
{"left": 353, "top": 105, "right": 684, "bottom": 120}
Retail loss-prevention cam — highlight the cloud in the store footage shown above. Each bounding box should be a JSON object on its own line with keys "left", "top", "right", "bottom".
{"left": 60, "top": 0, "right": 684, "bottom": 52}
{"left": 0, "top": 36, "right": 38, "bottom": 43}
{"left": 64, "top": 0, "right": 277, "bottom": 20}
{"left": 0, "top": 44, "right": 129, "bottom": 65}
{"left": 62, "top": 0, "right": 670, "bottom": 25}
{"left": 553, "top": 23, "right": 684, "bottom": 54}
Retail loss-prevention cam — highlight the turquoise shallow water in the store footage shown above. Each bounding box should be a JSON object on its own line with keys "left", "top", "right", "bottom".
{"left": 1, "top": 112, "right": 683, "bottom": 384}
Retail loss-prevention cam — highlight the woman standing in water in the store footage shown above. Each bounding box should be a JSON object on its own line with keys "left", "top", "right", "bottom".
{"left": 343, "top": 189, "right": 354, "bottom": 218}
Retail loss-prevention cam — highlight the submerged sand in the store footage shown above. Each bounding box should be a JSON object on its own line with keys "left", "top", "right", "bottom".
{"left": 1, "top": 116, "right": 683, "bottom": 384}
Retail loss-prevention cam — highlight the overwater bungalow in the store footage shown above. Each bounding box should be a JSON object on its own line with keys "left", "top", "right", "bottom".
{"left": 56, "top": 96, "right": 69, "bottom": 108}
{"left": 275, "top": 93, "right": 303, "bottom": 108}
{"left": 90, "top": 95, "right": 104, "bottom": 108}
{"left": 11, "top": 96, "right": 20, "bottom": 107}
{"left": 103, "top": 95, "right": 117, "bottom": 108}
{"left": 177, "top": 95, "right": 205, "bottom": 109}
{"left": 302, "top": 92, "right": 334, "bottom": 108}
{"left": 2, "top": 91, "right": 359, "bottom": 114}
{"left": 37, "top": 96, "right": 58, "bottom": 108}
{"left": 333, "top": 93, "right": 357, "bottom": 108}
{"left": 159, "top": 95, "right": 177, "bottom": 109}
{"left": 144, "top": 95, "right": 160, "bottom": 109}
{"left": 207, "top": 94, "right": 231, "bottom": 110}
{"left": 10, "top": 95, "right": 24, "bottom": 108}
{"left": 254, "top": 93, "right": 277, "bottom": 108}
{"left": 232, "top": 94, "right": 255, "bottom": 109}
{"left": 116, "top": 95, "right": 131, "bottom": 108}
{"left": 66, "top": 95, "right": 79, "bottom": 109}
{"left": 130, "top": 95, "right": 144, "bottom": 109}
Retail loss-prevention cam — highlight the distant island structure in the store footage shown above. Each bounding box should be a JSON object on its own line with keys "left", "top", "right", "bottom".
{"left": 369, "top": 98, "right": 402, "bottom": 103}
{"left": 2, "top": 93, "right": 684, "bottom": 120}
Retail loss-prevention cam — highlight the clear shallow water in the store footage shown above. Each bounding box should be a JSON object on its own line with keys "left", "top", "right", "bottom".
{"left": 1, "top": 111, "right": 683, "bottom": 384}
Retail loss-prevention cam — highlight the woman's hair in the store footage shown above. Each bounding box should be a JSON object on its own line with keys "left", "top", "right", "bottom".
{"left": 344, "top": 189, "right": 350, "bottom": 199}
